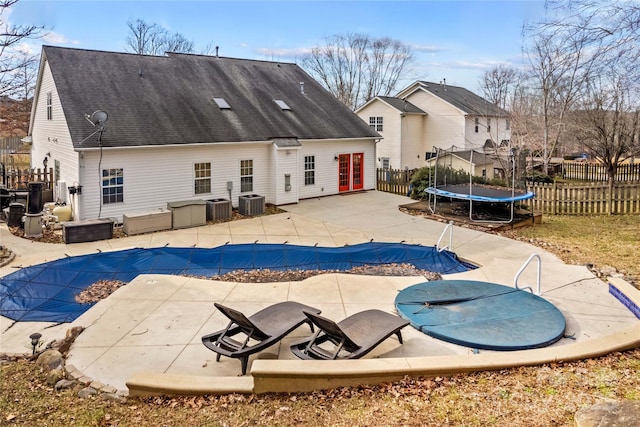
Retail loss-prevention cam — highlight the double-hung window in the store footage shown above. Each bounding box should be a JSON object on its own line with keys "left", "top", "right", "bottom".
{"left": 194, "top": 162, "right": 211, "bottom": 194}
{"left": 102, "top": 168, "right": 123, "bottom": 204}
{"left": 240, "top": 159, "right": 253, "bottom": 192}
{"left": 474, "top": 117, "right": 479, "bottom": 133}
{"left": 487, "top": 118, "right": 492, "bottom": 133}
{"left": 369, "top": 116, "right": 383, "bottom": 132}
{"left": 304, "top": 155, "right": 315, "bottom": 185}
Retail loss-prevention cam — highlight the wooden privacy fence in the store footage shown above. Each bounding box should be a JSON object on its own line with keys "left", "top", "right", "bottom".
{"left": 526, "top": 182, "right": 640, "bottom": 215}
{"left": 2, "top": 167, "right": 54, "bottom": 190}
{"left": 562, "top": 161, "right": 640, "bottom": 182}
{"left": 376, "top": 168, "right": 416, "bottom": 196}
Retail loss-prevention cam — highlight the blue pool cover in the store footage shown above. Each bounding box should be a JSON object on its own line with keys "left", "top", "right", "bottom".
{"left": 395, "top": 280, "right": 566, "bottom": 351}
{"left": 1, "top": 242, "right": 474, "bottom": 323}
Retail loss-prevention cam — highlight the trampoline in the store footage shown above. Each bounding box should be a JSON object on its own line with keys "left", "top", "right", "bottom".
{"left": 395, "top": 280, "right": 566, "bottom": 351}
{"left": 426, "top": 146, "right": 535, "bottom": 223}
{"left": 0, "top": 242, "right": 475, "bottom": 324}
{"left": 425, "top": 184, "right": 535, "bottom": 203}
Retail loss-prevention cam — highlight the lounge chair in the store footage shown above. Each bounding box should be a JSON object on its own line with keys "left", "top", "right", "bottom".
{"left": 290, "top": 309, "right": 410, "bottom": 360}
{"left": 201, "top": 301, "right": 321, "bottom": 375}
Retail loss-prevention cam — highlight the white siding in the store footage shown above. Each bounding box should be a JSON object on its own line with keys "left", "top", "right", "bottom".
{"left": 271, "top": 145, "right": 299, "bottom": 205}
{"left": 78, "top": 143, "right": 273, "bottom": 221}
{"left": 355, "top": 102, "right": 401, "bottom": 169}
{"left": 76, "top": 138, "right": 375, "bottom": 221}
{"left": 30, "top": 60, "right": 80, "bottom": 203}
{"left": 298, "top": 139, "right": 376, "bottom": 200}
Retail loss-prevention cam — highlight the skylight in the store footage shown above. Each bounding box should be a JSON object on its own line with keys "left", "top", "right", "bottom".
{"left": 273, "top": 99, "right": 291, "bottom": 110}
{"left": 213, "top": 97, "right": 231, "bottom": 109}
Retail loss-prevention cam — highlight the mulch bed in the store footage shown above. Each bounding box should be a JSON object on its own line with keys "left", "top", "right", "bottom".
{"left": 74, "top": 263, "right": 441, "bottom": 304}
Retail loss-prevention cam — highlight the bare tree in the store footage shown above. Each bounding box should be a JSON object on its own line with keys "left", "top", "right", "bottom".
{"left": 301, "top": 34, "right": 413, "bottom": 110}
{"left": 0, "top": 0, "right": 44, "bottom": 97}
{"left": 571, "top": 72, "right": 639, "bottom": 185}
{"left": 525, "top": 0, "right": 640, "bottom": 175}
{"left": 524, "top": 17, "right": 598, "bottom": 174}
{"left": 479, "top": 65, "right": 519, "bottom": 111}
{"left": 125, "top": 19, "right": 194, "bottom": 55}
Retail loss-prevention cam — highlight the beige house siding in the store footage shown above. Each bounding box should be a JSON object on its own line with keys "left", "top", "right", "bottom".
{"left": 400, "top": 114, "right": 425, "bottom": 169}
{"left": 356, "top": 102, "right": 402, "bottom": 170}
{"left": 427, "top": 154, "right": 495, "bottom": 179}
{"left": 465, "top": 116, "right": 511, "bottom": 150}
{"left": 406, "top": 90, "right": 466, "bottom": 152}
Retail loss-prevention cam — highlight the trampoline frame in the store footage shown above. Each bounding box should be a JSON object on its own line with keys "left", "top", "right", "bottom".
{"left": 427, "top": 146, "right": 534, "bottom": 224}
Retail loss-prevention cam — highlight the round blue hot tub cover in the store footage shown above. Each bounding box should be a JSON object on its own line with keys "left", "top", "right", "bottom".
{"left": 395, "top": 280, "right": 566, "bottom": 350}
{"left": 0, "top": 242, "right": 474, "bottom": 323}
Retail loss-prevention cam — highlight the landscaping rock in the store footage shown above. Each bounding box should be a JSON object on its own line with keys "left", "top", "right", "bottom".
{"left": 54, "top": 379, "right": 76, "bottom": 390}
{"left": 575, "top": 401, "right": 640, "bottom": 427}
{"left": 36, "top": 349, "right": 63, "bottom": 371}
{"left": 45, "top": 368, "right": 65, "bottom": 385}
{"left": 54, "top": 326, "right": 84, "bottom": 355}
{"left": 77, "top": 387, "right": 98, "bottom": 399}
{"left": 100, "top": 393, "right": 127, "bottom": 404}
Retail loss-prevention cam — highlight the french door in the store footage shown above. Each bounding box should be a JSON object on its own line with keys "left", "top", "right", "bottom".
{"left": 338, "top": 153, "right": 364, "bottom": 192}
{"left": 338, "top": 154, "right": 350, "bottom": 192}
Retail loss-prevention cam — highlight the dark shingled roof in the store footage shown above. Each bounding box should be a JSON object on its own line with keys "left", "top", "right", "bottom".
{"left": 452, "top": 150, "right": 494, "bottom": 165}
{"left": 417, "top": 81, "right": 507, "bottom": 117}
{"left": 376, "top": 96, "right": 426, "bottom": 114}
{"left": 42, "top": 46, "right": 379, "bottom": 149}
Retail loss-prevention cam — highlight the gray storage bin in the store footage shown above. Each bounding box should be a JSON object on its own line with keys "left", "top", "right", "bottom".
{"left": 167, "top": 200, "right": 206, "bottom": 229}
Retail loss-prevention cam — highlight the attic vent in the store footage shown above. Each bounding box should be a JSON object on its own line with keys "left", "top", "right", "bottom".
{"left": 273, "top": 99, "right": 291, "bottom": 110}
{"left": 213, "top": 98, "right": 231, "bottom": 109}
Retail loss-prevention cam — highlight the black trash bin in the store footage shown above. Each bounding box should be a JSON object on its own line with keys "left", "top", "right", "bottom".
{"left": 7, "top": 203, "right": 25, "bottom": 227}
{"left": 0, "top": 188, "right": 10, "bottom": 211}
{"left": 27, "top": 182, "right": 44, "bottom": 214}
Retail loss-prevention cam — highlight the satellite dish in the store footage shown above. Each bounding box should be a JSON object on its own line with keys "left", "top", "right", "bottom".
{"left": 88, "top": 110, "right": 108, "bottom": 126}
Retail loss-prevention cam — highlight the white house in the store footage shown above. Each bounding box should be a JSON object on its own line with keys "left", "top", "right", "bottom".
{"left": 28, "top": 46, "right": 380, "bottom": 221}
{"left": 356, "top": 80, "right": 510, "bottom": 171}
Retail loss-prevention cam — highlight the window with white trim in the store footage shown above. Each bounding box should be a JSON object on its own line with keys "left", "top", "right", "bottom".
{"left": 381, "top": 157, "right": 390, "bottom": 170}
{"left": 506, "top": 119, "right": 511, "bottom": 131}
{"left": 102, "top": 168, "right": 123, "bottom": 204}
{"left": 194, "top": 162, "right": 211, "bottom": 194}
{"left": 369, "top": 116, "right": 383, "bottom": 131}
{"left": 240, "top": 159, "right": 253, "bottom": 192}
{"left": 487, "top": 118, "right": 491, "bottom": 132}
{"left": 46, "top": 92, "right": 52, "bottom": 120}
{"left": 304, "top": 155, "right": 315, "bottom": 185}
{"left": 474, "top": 117, "right": 479, "bottom": 133}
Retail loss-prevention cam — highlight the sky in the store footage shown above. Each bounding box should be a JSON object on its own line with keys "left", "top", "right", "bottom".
{"left": 8, "top": 0, "right": 547, "bottom": 93}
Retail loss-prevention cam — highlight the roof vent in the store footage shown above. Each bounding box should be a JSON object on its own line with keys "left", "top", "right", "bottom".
{"left": 273, "top": 99, "right": 291, "bottom": 110}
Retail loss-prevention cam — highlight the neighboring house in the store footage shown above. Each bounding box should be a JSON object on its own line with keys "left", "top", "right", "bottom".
{"left": 425, "top": 150, "right": 497, "bottom": 180}
{"left": 28, "top": 46, "right": 380, "bottom": 221}
{"left": 356, "top": 80, "right": 510, "bottom": 171}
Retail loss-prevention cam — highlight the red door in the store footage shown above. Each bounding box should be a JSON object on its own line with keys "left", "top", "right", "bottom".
{"left": 352, "top": 153, "right": 364, "bottom": 190}
{"left": 338, "top": 154, "right": 350, "bottom": 192}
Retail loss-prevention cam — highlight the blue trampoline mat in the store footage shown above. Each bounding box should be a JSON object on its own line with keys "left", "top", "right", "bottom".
{"left": 1, "top": 242, "right": 475, "bottom": 323}
{"left": 395, "top": 280, "right": 566, "bottom": 351}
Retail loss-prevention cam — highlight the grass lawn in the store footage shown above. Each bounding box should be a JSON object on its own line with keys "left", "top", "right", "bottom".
{"left": 503, "top": 214, "right": 640, "bottom": 285}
